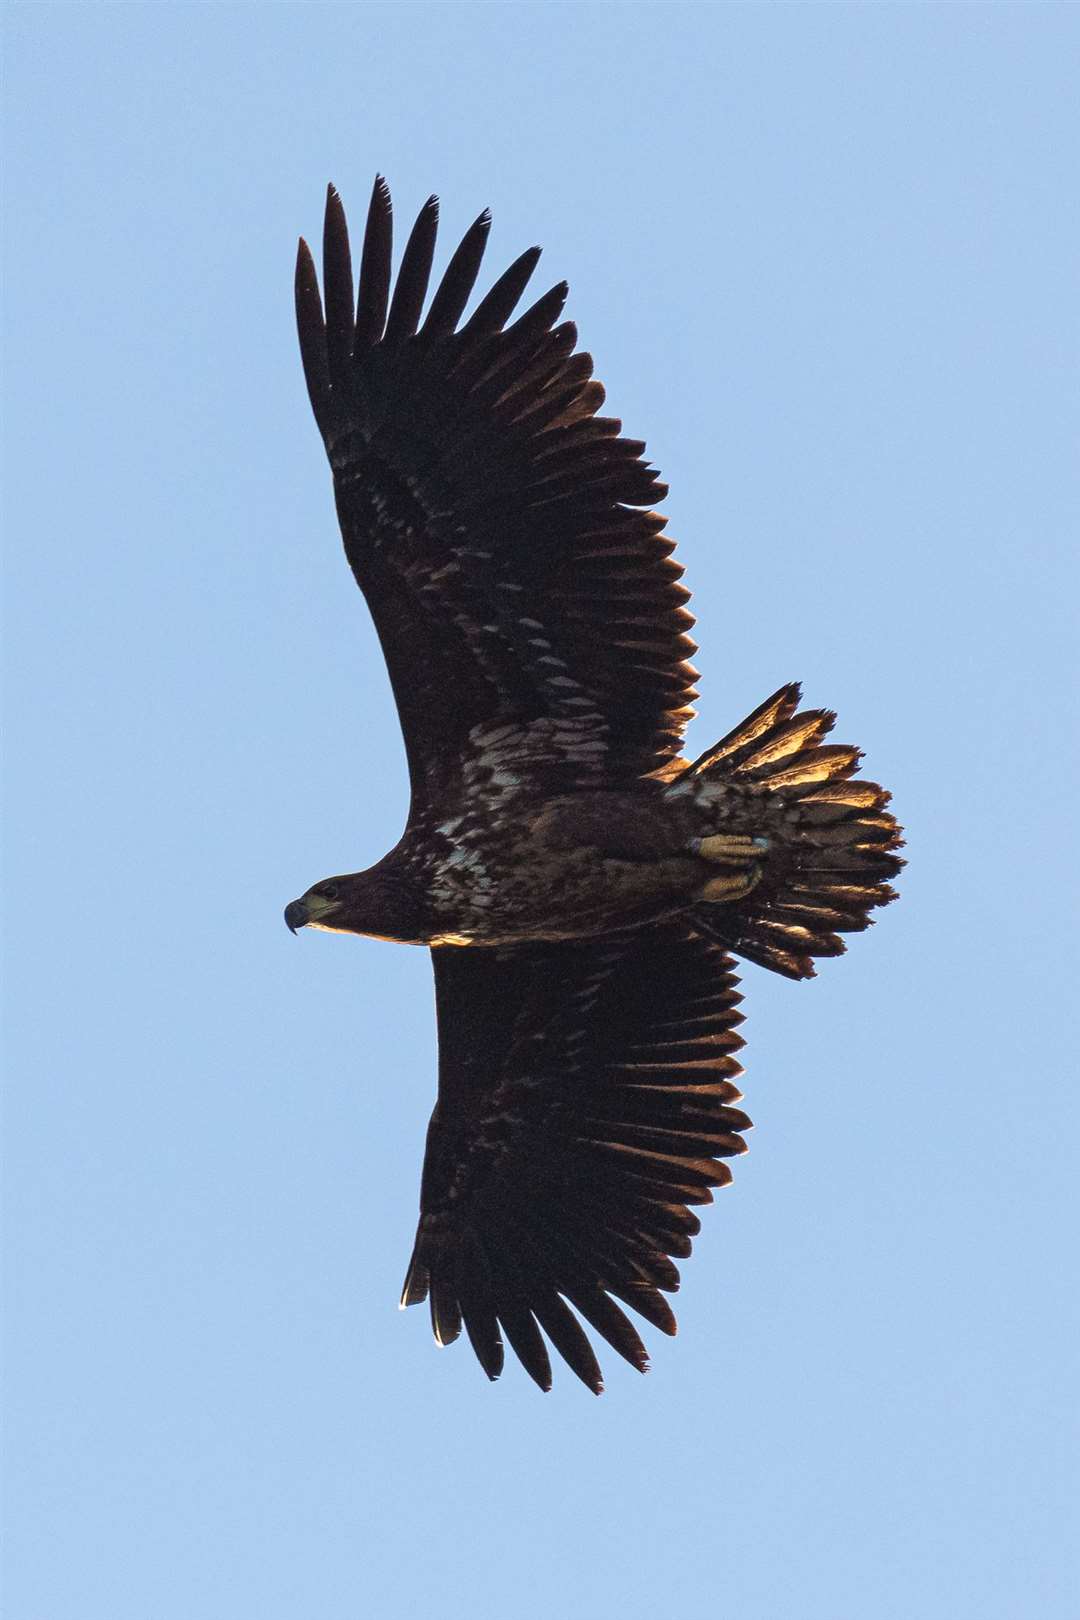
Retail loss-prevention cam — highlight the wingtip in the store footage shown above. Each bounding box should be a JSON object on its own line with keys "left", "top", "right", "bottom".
{"left": 463, "top": 206, "right": 493, "bottom": 245}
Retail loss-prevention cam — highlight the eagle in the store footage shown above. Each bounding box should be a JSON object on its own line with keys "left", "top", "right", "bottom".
{"left": 285, "top": 179, "right": 903, "bottom": 1393}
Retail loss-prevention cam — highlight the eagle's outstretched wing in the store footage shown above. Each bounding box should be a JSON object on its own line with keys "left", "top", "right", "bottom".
{"left": 295, "top": 180, "right": 698, "bottom": 808}
{"left": 401, "top": 928, "right": 751, "bottom": 1392}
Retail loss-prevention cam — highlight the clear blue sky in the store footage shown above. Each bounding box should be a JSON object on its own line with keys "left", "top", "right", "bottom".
{"left": 4, "top": 5, "right": 1077, "bottom": 1617}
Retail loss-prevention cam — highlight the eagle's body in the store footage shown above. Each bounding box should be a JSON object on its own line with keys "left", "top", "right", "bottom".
{"left": 285, "top": 180, "right": 903, "bottom": 1392}
{"left": 420, "top": 785, "right": 704, "bottom": 948}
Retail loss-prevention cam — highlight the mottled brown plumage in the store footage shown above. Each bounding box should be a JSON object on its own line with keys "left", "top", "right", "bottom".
{"left": 285, "top": 179, "right": 904, "bottom": 1392}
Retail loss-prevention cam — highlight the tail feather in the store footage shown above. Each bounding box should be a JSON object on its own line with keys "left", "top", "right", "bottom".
{"left": 689, "top": 682, "right": 803, "bottom": 774}
{"left": 683, "top": 683, "right": 903, "bottom": 980}
{"left": 736, "top": 711, "right": 836, "bottom": 771}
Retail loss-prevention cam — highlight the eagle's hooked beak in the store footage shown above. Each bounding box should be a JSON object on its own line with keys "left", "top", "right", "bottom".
{"left": 284, "top": 899, "right": 309, "bottom": 934}
{"left": 285, "top": 890, "right": 345, "bottom": 933}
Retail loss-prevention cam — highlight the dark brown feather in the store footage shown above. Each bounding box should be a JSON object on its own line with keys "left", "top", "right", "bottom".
{"left": 422, "top": 209, "right": 491, "bottom": 336}
{"left": 322, "top": 186, "right": 354, "bottom": 389}
{"left": 355, "top": 175, "right": 392, "bottom": 349}
{"left": 385, "top": 194, "right": 439, "bottom": 341}
{"left": 293, "top": 238, "right": 328, "bottom": 430}
{"left": 463, "top": 245, "right": 542, "bottom": 333}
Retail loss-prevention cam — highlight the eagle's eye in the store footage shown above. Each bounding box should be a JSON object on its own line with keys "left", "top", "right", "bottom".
{"left": 320, "top": 881, "right": 340, "bottom": 901}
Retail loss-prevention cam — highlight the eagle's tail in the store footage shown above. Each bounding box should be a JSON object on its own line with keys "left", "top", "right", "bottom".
{"left": 677, "top": 683, "right": 903, "bottom": 979}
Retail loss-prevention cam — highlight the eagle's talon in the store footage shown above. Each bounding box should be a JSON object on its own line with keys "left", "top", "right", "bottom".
{"left": 696, "top": 833, "right": 769, "bottom": 867}
{"left": 701, "top": 865, "right": 764, "bottom": 904}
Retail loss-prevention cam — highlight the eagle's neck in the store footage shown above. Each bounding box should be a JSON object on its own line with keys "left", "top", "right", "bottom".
{"left": 332, "top": 848, "right": 431, "bottom": 945}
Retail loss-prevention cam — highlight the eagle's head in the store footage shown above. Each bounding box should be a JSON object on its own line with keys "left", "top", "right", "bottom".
{"left": 284, "top": 859, "right": 427, "bottom": 945}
